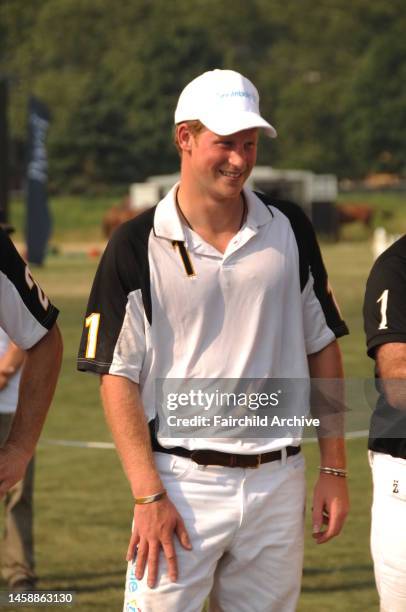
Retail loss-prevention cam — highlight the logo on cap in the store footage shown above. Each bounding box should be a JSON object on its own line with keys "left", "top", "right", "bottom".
{"left": 218, "top": 91, "right": 257, "bottom": 102}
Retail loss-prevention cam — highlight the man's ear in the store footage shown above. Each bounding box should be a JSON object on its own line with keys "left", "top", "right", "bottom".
{"left": 177, "top": 123, "right": 193, "bottom": 152}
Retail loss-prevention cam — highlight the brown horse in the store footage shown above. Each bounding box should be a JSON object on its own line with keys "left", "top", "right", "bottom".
{"left": 336, "top": 203, "right": 375, "bottom": 228}
{"left": 102, "top": 197, "right": 149, "bottom": 239}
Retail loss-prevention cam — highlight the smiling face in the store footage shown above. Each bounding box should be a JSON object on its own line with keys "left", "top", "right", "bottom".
{"left": 177, "top": 123, "right": 259, "bottom": 203}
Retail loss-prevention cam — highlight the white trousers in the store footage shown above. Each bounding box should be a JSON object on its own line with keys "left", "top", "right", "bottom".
{"left": 369, "top": 451, "right": 406, "bottom": 612}
{"left": 123, "top": 451, "right": 306, "bottom": 612}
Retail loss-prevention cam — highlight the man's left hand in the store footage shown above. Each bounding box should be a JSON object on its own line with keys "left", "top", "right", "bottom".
{"left": 312, "top": 473, "right": 349, "bottom": 544}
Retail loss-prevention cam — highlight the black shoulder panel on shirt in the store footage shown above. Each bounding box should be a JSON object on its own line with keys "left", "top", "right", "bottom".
{"left": 0, "top": 228, "right": 58, "bottom": 331}
{"left": 117, "top": 206, "right": 156, "bottom": 325}
{"left": 77, "top": 207, "right": 155, "bottom": 374}
{"left": 255, "top": 192, "right": 349, "bottom": 338}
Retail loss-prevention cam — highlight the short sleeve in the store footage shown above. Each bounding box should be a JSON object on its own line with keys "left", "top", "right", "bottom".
{"left": 77, "top": 220, "right": 150, "bottom": 381}
{"left": 302, "top": 271, "right": 336, "bottom": 354}
{"left": 364, "top": 252, "right": 406, "bottom": 359}
{"left": 0, "top": 229, "right": 58, "bottom": 349}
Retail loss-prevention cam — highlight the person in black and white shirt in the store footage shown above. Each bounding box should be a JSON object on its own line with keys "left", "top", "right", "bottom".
{"left": 0, "top": 227, "right": 62, "bottom": 498}
{"left": 79, "top": 69, "right": 349, "bottom": 612}
{"left": 364, "top": 236, "right": 406, "bottom": 612}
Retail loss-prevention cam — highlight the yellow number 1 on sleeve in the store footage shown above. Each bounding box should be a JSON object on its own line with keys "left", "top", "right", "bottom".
{"left": 85, "top": 313, "right": 101, "bottom": 359}
{"left": 377, "top": 289, "right": 389, "bottom": 330}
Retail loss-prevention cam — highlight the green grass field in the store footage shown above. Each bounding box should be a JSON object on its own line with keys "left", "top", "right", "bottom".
{"left": 9, "top": 188, "right": 406, "bottom": 244}
{"left": 1, "top": 192, "right": 393, "bottom": 611}
{"left": 9, "top": 195, "right": 118, "bottom": 243}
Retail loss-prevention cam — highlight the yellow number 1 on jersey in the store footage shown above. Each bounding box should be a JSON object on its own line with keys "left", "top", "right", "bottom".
{"left": 377, "top": 289, "right": 389, "bottom": 330}
{"left": 85, "top": 313, "right": 101, "bottom": 358}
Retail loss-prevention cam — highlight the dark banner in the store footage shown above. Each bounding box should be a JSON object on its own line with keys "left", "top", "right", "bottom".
{"left": 26, "top": 96, "right": 51, "bottom": 265}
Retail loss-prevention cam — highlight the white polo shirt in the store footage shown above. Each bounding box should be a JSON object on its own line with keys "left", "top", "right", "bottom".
{"left": 78, "top": 185, "right": 347, "bottom": 453}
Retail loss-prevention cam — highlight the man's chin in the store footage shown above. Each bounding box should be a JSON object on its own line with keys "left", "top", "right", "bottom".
{"left": 217, "top": 177, "right": 245, "bottom": 195}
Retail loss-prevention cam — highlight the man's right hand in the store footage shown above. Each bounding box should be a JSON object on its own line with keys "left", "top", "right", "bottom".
{"left": 126, "top": 496, "right": 192, "bottom": 588}
{"left": 100, "top": 376, "right": 192, "bottom": 587}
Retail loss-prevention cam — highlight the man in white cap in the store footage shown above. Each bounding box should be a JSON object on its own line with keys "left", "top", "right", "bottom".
{"left": 78, "top": 69, "right": 349, "bottom": 611}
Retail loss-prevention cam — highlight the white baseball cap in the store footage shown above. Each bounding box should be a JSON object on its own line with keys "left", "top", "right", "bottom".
{"left": 174, "top": 69, "right": 277, "bottom": 138}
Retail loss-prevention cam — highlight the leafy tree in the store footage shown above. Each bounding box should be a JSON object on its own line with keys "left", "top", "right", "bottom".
{"left": 1, "top": 0, "right": 406, "bottom": 188}
{"left": 344, "top": 21, "right": 406, "bottom": 175}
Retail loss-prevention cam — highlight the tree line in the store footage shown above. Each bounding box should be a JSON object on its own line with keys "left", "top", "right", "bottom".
{"left": 1, "top": 0, "right": 405, "bottom": 192}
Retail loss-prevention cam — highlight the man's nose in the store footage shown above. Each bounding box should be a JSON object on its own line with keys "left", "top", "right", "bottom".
{"left": 228, "top": 148, "right": 246, "bottom": 169}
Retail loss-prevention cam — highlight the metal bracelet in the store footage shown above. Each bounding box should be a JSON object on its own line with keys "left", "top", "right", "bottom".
{"left": 318, "top": 466, "right": 347, "bottom": 478}
{"left": 134, "top": 490, "right": 167, "bottom": 505}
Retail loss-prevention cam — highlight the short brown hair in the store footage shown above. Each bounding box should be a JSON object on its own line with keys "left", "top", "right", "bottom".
{"left": 173, "top": 120, "right": 206, "bottom": 154}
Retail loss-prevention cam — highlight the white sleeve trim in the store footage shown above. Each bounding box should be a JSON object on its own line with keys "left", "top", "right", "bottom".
{"left": 0, "top": 272, "right": 48, "bottom": 349}
{"left": 109, "top": 289, "right": 145, "bottom": 383}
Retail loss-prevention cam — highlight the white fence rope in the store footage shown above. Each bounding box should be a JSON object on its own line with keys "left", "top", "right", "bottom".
{"left": 39, "top": 430, "right": 369, "bottom": 450}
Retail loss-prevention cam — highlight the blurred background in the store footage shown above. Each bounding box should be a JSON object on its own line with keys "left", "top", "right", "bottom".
{"left": 1, "top": 0, "right": 406, "bottom": 609}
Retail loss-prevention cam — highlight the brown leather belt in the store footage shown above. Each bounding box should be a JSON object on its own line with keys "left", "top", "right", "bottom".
{"left": 157, "top": 445, "right": 301, "bottom": 469}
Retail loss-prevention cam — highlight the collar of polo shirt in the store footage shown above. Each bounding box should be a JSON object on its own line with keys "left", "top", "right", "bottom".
{"left": 153, "top": 184, "right": 273, "bottom": 242}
